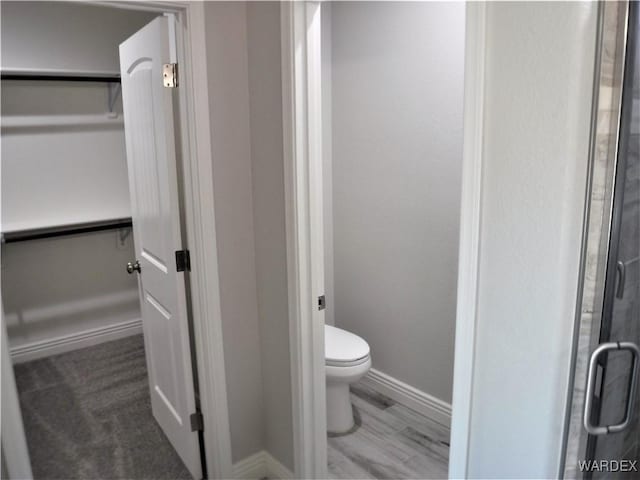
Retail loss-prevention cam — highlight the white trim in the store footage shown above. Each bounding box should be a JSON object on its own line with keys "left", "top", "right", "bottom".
{"left": 232, "top": 451, "right": 294, "bottom": 480}
{"left": 1, "top": 114, "right": 124, "bottom": 129}
{"left": 1, "top": 315, "right": 33, "bottom": 479}
{"left": 282, "top": 2, "right": 327, "bottom": 479}
{"left": 265, "top": 451, "right": 295, "bottom": 480}
{"left": 9, "top": 318, "right": 142, "bottom": 364}
{"left": 362, "top": 369, "right": 452, "bottom": 428}
{"left": 171, "top": 3, "right": 233, "bottom": 478}
{"left": 232, "top": 451, "right": 266, "bottom": 480}
{"left": 0, "top": 67, "right": 120, "bottom": 77}
{"left": 449, "top": 3, "right": 487, "bottom": 479}
{"left": 79, "top": 1, "right": 185, "bottom": 13}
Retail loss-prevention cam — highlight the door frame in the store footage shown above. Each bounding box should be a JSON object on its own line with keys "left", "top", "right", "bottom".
{"left": 281, "top": 2, "right": 327, "bottom": 478}
{"left": 584, "top": 0, "right": 638, "bottom": 464}
{"left": 93, "top": 2, "right": 234, "bottom": 478}
{"left": 280, "top": 2, "right": 488, "bottom": 478}
{"left": 560, "top": 1, "right": 630, "bottom": 475}
{"left": 1, "top": 313, "right": 33, "bottom": 479}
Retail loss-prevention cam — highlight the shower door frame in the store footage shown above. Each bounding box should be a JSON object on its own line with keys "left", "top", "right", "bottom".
{"left": 281, "top": 2, "right": 489, "bottom": 478}
{"left": 561, "top": 1, "right": 634, "bottom": 477}
{"left": 585, "top": 0, "right": 639, "bottom": 466}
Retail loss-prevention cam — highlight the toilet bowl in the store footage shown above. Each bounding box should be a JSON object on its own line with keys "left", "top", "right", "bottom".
{"left": 325, "top": 324, "right": 371, "bottom": 434}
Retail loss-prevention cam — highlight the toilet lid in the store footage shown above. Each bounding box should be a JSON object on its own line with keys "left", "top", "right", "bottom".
{"left": 325, "top": 324, "right": 370, "bottom": 364}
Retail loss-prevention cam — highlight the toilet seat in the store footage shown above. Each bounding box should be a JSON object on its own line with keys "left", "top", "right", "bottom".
{"left": 325, "top": 324, "right": 370, "bottom": 367}
{"left": 326, "top": 356, "right": 370, "bottom": 368}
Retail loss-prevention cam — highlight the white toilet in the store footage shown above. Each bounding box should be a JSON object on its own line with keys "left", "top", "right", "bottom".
{"left": 325, "top": 324, "right": 371, "bottom": 434}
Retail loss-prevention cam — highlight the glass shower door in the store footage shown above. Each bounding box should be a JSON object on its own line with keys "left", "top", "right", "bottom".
{"left": 584, "top": 2, "right": 640, "bottom": 477}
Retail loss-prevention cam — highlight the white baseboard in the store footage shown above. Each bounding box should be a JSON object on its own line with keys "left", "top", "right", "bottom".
{"left": 10, "top": 318, "right": 143, "bottom": 364}
{"left": 232, "top": 451, "right": 265, "bottom": 480}
{"left": 265, "top": 452, "right": 293, "bottom": 480}
{"left": 361, "top": 368, "right": 452, "bottom": 428}
{"left": 232, "top": 450, "right": 293, "bottom": 480}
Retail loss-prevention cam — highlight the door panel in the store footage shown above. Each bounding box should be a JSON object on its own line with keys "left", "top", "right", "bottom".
{"left": 119, "top": 17, "right": 201, "bottom": 479}
{"left": 586, "top": 2, "right": 640, "bottom": 476}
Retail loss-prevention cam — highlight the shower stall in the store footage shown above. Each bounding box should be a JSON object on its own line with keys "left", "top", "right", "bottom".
{"left": 584, "top": 0, "right": 640, "bottom": 469}
{"left": 565, "top": 1, "right": 640, "bottom": 477}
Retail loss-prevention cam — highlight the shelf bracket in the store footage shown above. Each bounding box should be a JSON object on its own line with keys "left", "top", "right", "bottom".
{"left": 107, "top": 82, "right": 121, "bottom": 117}
{"left": 118, "top": 226, "right": 132, "bottom": 245}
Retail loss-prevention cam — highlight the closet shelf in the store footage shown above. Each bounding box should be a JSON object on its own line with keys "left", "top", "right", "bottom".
{"left": 1, "top": 114, "right": 123, "bottom": 129}
{"left": 2, "top": 218, "right": 132, "bottom": 243}
{"left": 2, "top": 70, "right": 123, "bottom": 118}
{"left": 1, "top": 72, "right": 120, "bottom": 83}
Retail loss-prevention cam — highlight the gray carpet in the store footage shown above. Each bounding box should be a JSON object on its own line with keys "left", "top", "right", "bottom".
{"left": 14, "top": 335, "right": 193, "bottom": 480}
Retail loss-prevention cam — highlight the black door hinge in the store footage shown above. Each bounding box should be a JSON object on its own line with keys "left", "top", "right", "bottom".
{"left": 318, "top": 295, "right": 326, "bottom": 311}
{"left": 190, "top": 411, "right": 204, "bottom": 432}
{"left": 176, "top": 250, "right": 191, "bottom": 272}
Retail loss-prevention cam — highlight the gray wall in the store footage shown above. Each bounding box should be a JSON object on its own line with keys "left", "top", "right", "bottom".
{"left": 247, "top": 2, "right": 294, "bottom": 471}
{"left": 465, "top": 2, "right": 597, "bottom": 477}
{"left": 329, "top": 2, "right": 466, "bottom": 404}
{"left": 203, "top": 2, "right": 265, "bottom": 463}
{"left": 203, "top": 2, "right": 294, "bottom": 469}
{"left": 1, "top": 82, "right": 132, "bottom": 231}
{"left": 322, "top": 3, "right": 335, "bottom": 327}
{"left": 2, "top": 232, "right": 138, "bottom": 350}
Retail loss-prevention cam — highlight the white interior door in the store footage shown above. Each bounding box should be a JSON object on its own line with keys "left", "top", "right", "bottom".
{"left": 119, "top": 17, "right": 201, "bottom": 479}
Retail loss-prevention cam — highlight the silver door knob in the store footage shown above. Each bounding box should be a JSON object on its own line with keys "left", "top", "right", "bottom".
{"left": 126, "top": 260, "right": 141, "bottom": 274}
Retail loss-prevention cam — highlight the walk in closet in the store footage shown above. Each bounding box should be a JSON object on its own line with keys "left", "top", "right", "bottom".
{"left": 1, "top": 3, "right": 194, "bottom": 478}
{"left": 1, "top": 1, "right": 153, "bottom": 361}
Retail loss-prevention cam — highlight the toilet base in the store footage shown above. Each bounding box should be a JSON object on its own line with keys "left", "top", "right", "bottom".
{"left": 325, "top": 356, "right": 371, "bottom": 434}
{"left": 326, "top": 382, "right": 354, "bottom": 434}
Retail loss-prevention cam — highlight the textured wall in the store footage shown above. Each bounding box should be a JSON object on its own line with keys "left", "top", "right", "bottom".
{"left": 330, "top": 2, "right": 465, "bottom": 404}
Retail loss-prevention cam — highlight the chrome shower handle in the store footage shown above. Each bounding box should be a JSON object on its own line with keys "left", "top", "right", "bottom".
{"left": 584, "top": 341, "right": 640, "bottom": 435}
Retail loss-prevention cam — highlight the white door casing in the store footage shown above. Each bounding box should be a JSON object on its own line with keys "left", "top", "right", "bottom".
{"left": 282, "top": 2, "right": 488, "bottom": 478}
{"left": 1, "top": 311, "right": 33, "bottom": 479}
{"left": 119, "top": 16, "right": 201, "bottom": 479}
{"left": 281, "top": 2, "right": 327, "bottom": 477}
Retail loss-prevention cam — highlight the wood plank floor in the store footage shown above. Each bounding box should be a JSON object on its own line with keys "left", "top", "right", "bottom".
{"left": 327, "top": 382, "right": 450, "bottom": 479}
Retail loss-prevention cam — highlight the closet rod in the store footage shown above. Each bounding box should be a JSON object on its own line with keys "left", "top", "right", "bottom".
{"left": 1, "top": 74, "right": 120, "bottom": 83}
{"left": 2, "top": 218, "right": 132, "bottom": 243}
